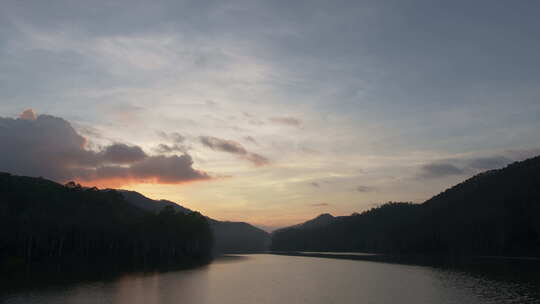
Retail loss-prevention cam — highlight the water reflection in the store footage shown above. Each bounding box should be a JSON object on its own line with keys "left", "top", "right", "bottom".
{"left": 2, "top": 254, "right": 540, "bottom": 304}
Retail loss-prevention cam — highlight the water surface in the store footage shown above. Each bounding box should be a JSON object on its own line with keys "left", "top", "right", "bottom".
{"left": 2, "top": 254, "right": 540, "bottom": 304}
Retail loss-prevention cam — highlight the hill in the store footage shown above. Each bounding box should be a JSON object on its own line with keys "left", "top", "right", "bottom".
{"left": 0, "top": 173, "right": 213, "bottom": 274}
{"left": 118, "top": 190, "right": 192, "bottom": 214}
{"left": 272, "top": 156, "right": 540, "bottom": 256}
{"left": 209, "top": 220, "right": 270, "bottom": 253}
{"left": 117, "top": 190, "right": 270, "bottom": 253}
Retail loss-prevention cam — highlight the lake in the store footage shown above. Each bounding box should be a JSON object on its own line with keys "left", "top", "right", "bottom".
{"left": 2, "top": 254, "right": 540, "bottom": 304}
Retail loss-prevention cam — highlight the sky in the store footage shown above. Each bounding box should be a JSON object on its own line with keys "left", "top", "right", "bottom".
{"left": 1, "top": 0, "right": 540, "bottom": 230}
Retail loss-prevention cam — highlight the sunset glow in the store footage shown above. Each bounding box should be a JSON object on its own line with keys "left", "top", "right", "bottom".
{"left": 1, "top": 1, "right": 540, "bottom": 231}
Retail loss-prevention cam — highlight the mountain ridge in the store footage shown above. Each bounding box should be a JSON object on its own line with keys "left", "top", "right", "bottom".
{"left": 116, "top": 189, "right": 270, "bottom": 253}
{"left": 272, "top": 155, "right": 540, "bottom": 256}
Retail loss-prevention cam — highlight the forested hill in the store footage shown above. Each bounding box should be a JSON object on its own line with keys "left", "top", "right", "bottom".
{"left": 272, "top": 155, "right": 540, "bottom": 256}
{"left": 117, "top": 190, "right": 270, "bottom": 253}
{"left": 0, "top": 173, "right": 213, "bottom": 274}
{"left": 118, "top": 190, "right": 192, "bottom": 214}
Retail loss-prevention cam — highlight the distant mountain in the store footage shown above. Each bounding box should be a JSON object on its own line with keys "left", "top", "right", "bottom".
{"left": 209, "top": 220, "right": 270, "bottom": 253}
{"left": 117, "top": 190, "right": 270, "bottom": 253}
{"left": 285, "top": 213, "right": 358, "bottom": 230}
{"left": 272, "top": 155, "right": 540, "bottom": 256}
{"left": 293, "top": 213, "right": 336, "bottom": 229}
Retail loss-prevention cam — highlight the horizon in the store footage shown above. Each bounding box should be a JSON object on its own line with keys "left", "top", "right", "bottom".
{"left": 1, "top": 149, "right": 537, "bottom": 233}
{"left": 1, "top": 0, "right": 540, "bottom": 230}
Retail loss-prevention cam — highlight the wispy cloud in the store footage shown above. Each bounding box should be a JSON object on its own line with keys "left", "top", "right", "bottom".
{"left": 200, "top": 136, "right": 270, "bottom": 166}
{"left": 269, "top": 116, "right": 302, "bottom": 127}
{"left": 244, "top": 136, "right": 257, "bottom": 144}
{"left": 417, "top": 152, "right": 534, "bottom": 179}
{"left": 419, "top": 163, "right": 465, "bottom": 178}
{"left": 356, "top": 185, "right": 374, "bottom": 192}
{"left": 155, "top": 131, "right": 189, "bottom": 153}
{"left": 157, "top": 131, "right": 186, "bottom": 143}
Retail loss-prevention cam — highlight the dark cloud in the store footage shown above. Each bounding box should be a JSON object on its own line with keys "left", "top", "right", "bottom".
{"left": 101, "top": 143, "right": 147, "bottom": 164}
{"left": 356, "top": 185, "right": 374, "bottom": 192}
{"left": 311, "top": 203, "right": 329, "bottom": 207}
{"left": 270, "top": 116, "right": 302, "bottom": 127}
{"left": 0, "top": 111, "right": 211, "bottom": 186}
{"left": 200, "top": 136, "right": 269, "bottom": 166}
{"left": 420, "top": 163, "right": 464, "bottom": 178}
{"left": 94, "top": 154, "right": 210, "bottom": 184}
{"left": 200, "top": 136, "right": 247, "bottom": 154}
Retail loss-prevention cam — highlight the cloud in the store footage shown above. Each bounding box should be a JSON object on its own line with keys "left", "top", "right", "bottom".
{"left": 155, "top": 131, "right": 189, "bottom": 153}
{"left": 0, "top": 110, "right": 211, "bottom": 186}
{"left": 505, "top": 148, "right": 540, "bottom": 161}
{"left": 311, "top": 203, "right": 329, "bottom": 207}
{"left": 101, "top": 143, "right": 147, "bottom": 164}
{"left": 200, "top": 136, "right": 270, "bottom": 166}
{"left": 94, "top": 154, "right": 209, "bottom": 185}
{"left": 154, "top": 143, "right": 188, "bottom": 154}
{"left": 200, "top": 136, "right": 247, "bottom": 154}
{"left": 356, "top": 185, "right": 374, "bottom": 192}
{"left": 109, "top": 104, "right": 146, "bottom": 124}
{"left": 248, "top": 119, "right": 265, "bottom": 126}
{"left": 244, "top": 136, "right": 257, "bottom": 144}
{"left": 75, "top": 124, "right": 103, "bottom": 139}
{"left": 418, "top": 151, "right": 536, "bottom": 179}
{"left": 300, "top": 146, "right": 319, "bottom": 154}
{"left": 269, "top": 116, "right": 302, "bottom": 127}
{"left": 467, "top": 156, "right": 512, "bottom": 170}
{"left": 420, "top": 163, "right": 465, "bottom": 178}
{"left": 19, "top": 109, "right": 37, "bottom": 120}
{"left": 244, "top": 153, "right": 270, "bottom": 166}
{"left": 157, "top": 131, "right": 185, "bottom": 144}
